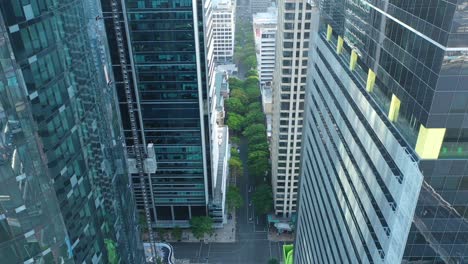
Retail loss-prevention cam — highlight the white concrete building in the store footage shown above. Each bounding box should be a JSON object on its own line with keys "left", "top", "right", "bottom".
{"left": 208, "top": 70, "right": 231, "bottom": 226}
{"left": 271, "top": 0, "right": 312, "bottom": 217}
{"left": 253, "top": 6, "right": 277, "bottom": 87}
{"left": 212, "top": 0, "right": 235, "bottom": 62}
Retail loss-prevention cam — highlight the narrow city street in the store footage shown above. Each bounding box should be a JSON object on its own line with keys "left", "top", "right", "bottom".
{"left": 170, "top": 0, "right": 284, "bottom": 262}
{"left": 171, "top": 138, "right": 283, "bottom": 263}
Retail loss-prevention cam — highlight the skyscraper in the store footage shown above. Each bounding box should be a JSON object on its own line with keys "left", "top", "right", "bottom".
{"left": 211, "top": 0, "right": 236, "bottom": 62}
{"left": 0, "top": 0, "right": 144, "bottom": 263}
{"left": 253, "top": 5, "right": 278, "bottom": 87}
{"left": 271, "top": 0, "right": 312, "bottom": 217}
{"left": 295, "top": 0, "right": 468, "bottom": 263}
{"left": 101, "top": 0, "right": 221, "bottom": 227}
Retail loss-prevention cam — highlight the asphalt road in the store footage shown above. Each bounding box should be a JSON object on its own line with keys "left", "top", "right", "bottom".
{"left": 172, "top": 138, "right": 284, "bottom": 264}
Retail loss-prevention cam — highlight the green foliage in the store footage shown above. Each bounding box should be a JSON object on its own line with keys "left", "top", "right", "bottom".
{"left": 245, "top": 69, "right": 259, "bottom": 78}
{"left": 190, "top": 216, "right": 214, "bottom": 240}
{"left": 243, "top": 124, "right": 266, "bottom": 139}
{"left": 252, "top": 184, "right": 273, "bottom": 215}
{"left": 156, "top": 228, "right": 168, "bottom": 240}
{"left": 244, "top": 76, "right": 260, "bottom": 87}
{"left": 229, "top": 77, "right": 243, "bottom": 88}
{"left": 229, "top": 156, "right": 243, "bottom": 178}
{"left": 226, "top": 186, "right": 243, "bottom": 211}
{"left": 244, "top": 55, "right": 258, "bottom": 69}
{"left": 230, "top": 136, "right": 241, "bottom": 145}
{"left": 268, "top": 258, "right": 280, "bottom": 264}
{"left": 172, "top": 226, "right": 183, "bottom": 241}
{"left": 245, "top": 111, "right": 265, "bottom": 124}
{"left": 249, "top": 142, "right": 269, "bottom": 153}
{"left": 248, "top": 134, "right": 268, "bottom": 145}
{"left": 227, "top": 113, "right": 246, "bottom": 132}
{"left": 231, "top": 147, "right": 240, "bottom": 158}
{"left": 245, "top": 86, "right": 261, "bottom": 102}
{"left": 230, "top": 88, "right": 249, "bottom": 104}
{"left": 248, "top": 102, "right": 262, "bottom": 112}
{"left": 247, "top": 150, "right": 269, "bottom": 181}
{"left": 225, "top": 97, "right": 246, "bottom": 114}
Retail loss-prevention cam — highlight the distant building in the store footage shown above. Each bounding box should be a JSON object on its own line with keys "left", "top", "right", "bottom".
{"left": 250, "top": 0, "right": 273, "bottom": 14}
{"left": 212, "top": 0, "right": 236, "bottom": 62}
{"left": 253, "top": 6, "right": 278, "bottom": 86}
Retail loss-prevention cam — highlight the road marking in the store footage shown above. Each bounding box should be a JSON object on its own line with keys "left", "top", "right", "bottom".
{"left": 269, "top": 241, "right": 272, "bottom": 258}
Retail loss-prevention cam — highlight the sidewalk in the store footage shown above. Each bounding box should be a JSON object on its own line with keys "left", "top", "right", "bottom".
{"left": 163, "top": 211, "right": 237, "bottom": 243}
{"left": 267, "top": 230, "right": 294, "bottom": 242}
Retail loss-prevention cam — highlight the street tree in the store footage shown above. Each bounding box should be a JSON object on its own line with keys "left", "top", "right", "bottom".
{"left": 247, "top": 133, "right": 268, "bottom": 145}
{"left": 229, "top": 156, "right": 243, "bottom": 178}
{"left": 230, "top": 136, "right": 240, "bottom": 145}
{"left": 225, "top": 97, "right": 246, "bottom": 114}
{"left": 252, "top": 184, "right": 273, "bottom": 215}
{"left": 226, "top": 186, "right": 243, "bottom": 211}
{"left": 247, "top": 151, "right": 269, "bottom": 181}
{"left": 244, "top": 55, "right": 257, "bottom": 69}
{"left": 231, "top": 147, "right": 240, "bottom": 158}
{"left": 243, "top": 124, "right": 266, "bottom": 139}
{"left": 190, "top": 216, "right": 214, "bottom": 240}
{"left": 249, "top": 142, "right": 269, "bottom": 153}
{"left": 172, "top": 226, "right": 183, "bottom": 241}
{"left": 245, "top": 111, "right": 265, "bottom": 124}
{"left": 229, "top": 77, "right": 243, "bottom": 88}
{"left": 230, "top": 88, "right": 249, "bottom": 104}
{"left": 244, "top": 76, "right": 260, "bottom": 87}
{"left": 244, "top": 86, "right": 260, "bottom": 102}
{"left": 227, "top": 113, "right": 245, "bottom": 132}
{"left": 247, "top": 102, "right": 262, "bottom": 112}
{"left": 245, "top": 69, "right": 259, "bottom": 78}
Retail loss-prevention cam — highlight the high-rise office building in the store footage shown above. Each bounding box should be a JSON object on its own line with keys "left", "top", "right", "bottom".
{"left": 101, "top": 0, "right": 223, "bottom": 227}
{"left": 211, "top": 0, "right": 236, "bottom": 62}
{"left": 271, "top": 0, "right": 312, "bottom": 217}
{"left": 253, "top": 5, "right": 277, "bottom": 86}
{"left": 0, "top": 0, "right": 144, "bottom": 263}
{"left": 253, "top": 6, "right": 277, "bottom": 139}
{"left": 295, "top": 0, "right": 468, "bottom": 263}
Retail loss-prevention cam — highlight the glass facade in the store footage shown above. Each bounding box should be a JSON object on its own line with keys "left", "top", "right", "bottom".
{"left": 102, "top": 0, "right": 213, "bottom": 226}
{"left": 296, "top": 0, "right": 468, "bottom": 263}
{"left": 0, "top": 0, "right": 144, "bottom": 263}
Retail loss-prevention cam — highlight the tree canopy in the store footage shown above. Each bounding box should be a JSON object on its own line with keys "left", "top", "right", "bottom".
{"left": 245, "top": 110, "right": 265, "bottom": 124}
{"left": 243, "top": 124, "right": 266, "bottom": 139}
{"left": 190, "top": 216, "right": 214, "bottom": 240}
{"left": 225, "top": 97, "right": 246, "bottom": 114}
{"left": 172, "top": 226, "right": 182, "bottom": 241}
{"left": 247, "top": 102, "right": 262, "bottom": 112}
{"left": 230, "top": 88, "right": 249, "bottom": 104}
{"left": 247, "top": 150, "right": 269, "bottom": 181}
{"left": 252, "top": 184, "right": 273, "bottom": 215}
{"left": 226, "top": 186, "right": 243, "bottom": 211}
{"left": 229, "top": 156, "right": 243, "bottom": 178}
{"left": 227, "top": 113, "right": 245, "bottom": 132}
